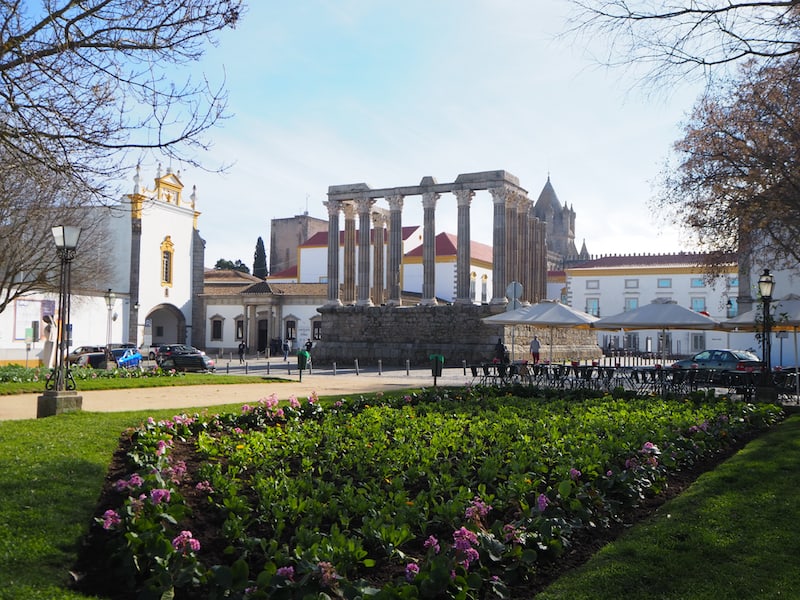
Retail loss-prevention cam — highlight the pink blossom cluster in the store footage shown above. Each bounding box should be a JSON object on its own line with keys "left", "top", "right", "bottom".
{"left": 114, "top": 473, "right": 144, "bottom": 493}
{"left": 276, "top": 565, "right": 295, "bottom": 581}
{"left": 464, "top": 495, "right": 492, "bottom": 521}
{"left": 171, "top": 530, "right": 200, "bottom": 554}
{"left": 101, "top": 509, "right": 121, "bottom": 530}
{"left": 317, "top": 561, "right": 338, "bottom": 587}
{"left": 150, "top": 488, "right": 171, "bottom": 505}
{"left": 452, "top": 527, "right": 480, "bottom": 570}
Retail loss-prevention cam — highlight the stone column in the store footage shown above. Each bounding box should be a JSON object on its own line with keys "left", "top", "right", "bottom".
{"left": 519, "top": 197, "right": 531, "bottom": 304}
{"left": 454, "top": 188, "right": 474, "bottom": 304}
{"left": 533, "top": 218, "right": 547, "bottom": 302}
{"left": 356, "top": 196, "right": 375, "bottom": 306}
{"left": 386, "top": 193, "right": 404, "bottom": 306}
{"left": 421, "top": 191, "right": 440, "bottom": 306}
{"left": 489, "top": 186, "right": 508, "bottom": 305}
{"left": 371, "top": 212, "right": 386, "bottom": 305}
{"left": 505, "top": 193, "right": 519, "bottom": 295}
{"left": 342, "top": 202, "right": 357, "bottom": 305}
{"left": 324, "top": 200, "right": 341, "bottom": 305}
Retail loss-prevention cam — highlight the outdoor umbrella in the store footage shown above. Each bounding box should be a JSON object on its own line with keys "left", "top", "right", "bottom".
{"left": 482, "top": 299, "right": 598, "bottom": 362}
{"left": 723, "top": 293, "right": 800, "bottom": 397}
{"left": 592, "top": 300, "right": 721, "bottom": 362}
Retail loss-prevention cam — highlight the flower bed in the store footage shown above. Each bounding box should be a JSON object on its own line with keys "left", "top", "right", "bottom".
{"left": 75, "top": 387, "right": 783, "bottom": 599}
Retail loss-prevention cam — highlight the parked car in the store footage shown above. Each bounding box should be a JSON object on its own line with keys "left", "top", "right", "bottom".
{"left": 156, "top": 344, "right": 194, "bottom": 362}
{"left": 159, "top": 352, "right": 215, "bottom": 373}
{"left": 68, "top": 345, "right": 105, "bottom": 364}
{"left": 75, "top": 352, "right": 108, "bottom": 369}
{"left": 671, "top": 349, "right": 761, "bottom": 372}
{"left": 139, "top": 343, "right": 162, "bottom": 360}
{"left": 109, "top": 347, "right": 142, "bottom": 368}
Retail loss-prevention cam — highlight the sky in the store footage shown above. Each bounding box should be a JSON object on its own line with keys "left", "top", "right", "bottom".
{"left": 142, "top": 1, "right": 709, "bottom": 270}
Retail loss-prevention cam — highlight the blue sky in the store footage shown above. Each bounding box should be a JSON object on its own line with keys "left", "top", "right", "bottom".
{"left": 149, "top": 1, "right": 707, "bottom": 269}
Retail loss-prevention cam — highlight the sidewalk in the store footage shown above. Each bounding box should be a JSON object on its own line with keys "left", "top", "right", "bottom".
{"left": 0, "top": 361, "right": 475, "bottom": 421}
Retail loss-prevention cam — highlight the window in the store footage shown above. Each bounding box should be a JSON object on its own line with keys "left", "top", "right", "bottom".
{"left": 160, "top": 236, "right": 174, "bottom": 286}
{"left": 285, "top": 320, "right": 296, "bottom": 341}
{"left": 155, "top": 325, "right": 164, "bottom": 337}
{"left": 312, "top": 321, "right": 322, "bottom": 340}
{"left": 586, "top": 280, "right": 599, "bottom": 289}
{"left": 235, "top": 319, "right": 244, "bottom": 340}
{"left": 690, "top": 333, "right": 705, "bottom": 352}
{"left": 481, "top": 275, "right": 488, "bottom": 304}
{"left": 690, "top": 278, "right": 705, "bottom": 288}
{"left": 624, "top": 279, "right": 639, "bottom": 289}
{"left": 211, "top": 319, "right": 223, "bottom": 341}
{"left": 728, "top": 277, "right": 739, "bottom": 288}
{"left": 691, "top": 297, "right": 706, "bottom": 313}
{"left": 657, "top": 278, "right": 671, "bottom": 288}
{"left": 585, "top": 298, "right": 600, "bottom": 317}
{"left": 624, "top": 297, "right": 639, "bottom": 312}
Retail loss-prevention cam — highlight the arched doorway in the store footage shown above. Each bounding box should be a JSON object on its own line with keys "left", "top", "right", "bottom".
{"left": 144, "top": 303, "right": 187, "bottom": 346}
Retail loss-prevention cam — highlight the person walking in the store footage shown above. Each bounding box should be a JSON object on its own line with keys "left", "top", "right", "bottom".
{"left": 494, "top": 338, "right": 506, "bottom": 363}
{"left": 238, "top": 341, "right": 246, "bottom": 364}
{"left": 529, "top": 335, "right": 541, "bottom": 364}
{"left": 282, "top": 339, "right": 291, "bottom": 361}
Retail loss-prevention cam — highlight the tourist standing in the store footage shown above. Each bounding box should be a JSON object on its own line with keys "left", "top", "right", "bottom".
{"left": 530, "top": 336, "right": 541, "bottom": 364}
{"left": 238, "top": 341, "right": 246, "bottom": 364}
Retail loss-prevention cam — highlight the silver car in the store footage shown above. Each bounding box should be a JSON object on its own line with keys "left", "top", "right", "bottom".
{"left": 671, "top": 349, "right": 761, "bottom": 372}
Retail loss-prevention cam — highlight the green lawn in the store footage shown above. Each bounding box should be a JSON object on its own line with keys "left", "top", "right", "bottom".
{"left": 0, "top": 398, "right": 798, "bottom": 599}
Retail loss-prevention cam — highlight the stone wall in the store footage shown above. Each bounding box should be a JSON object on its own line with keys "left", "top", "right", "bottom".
{"left": 311, "top": 304, "right": 602, "bottom": 367}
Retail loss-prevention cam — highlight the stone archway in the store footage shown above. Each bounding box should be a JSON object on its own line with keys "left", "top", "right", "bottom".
{"left": 145, "top": 303, "right": 187, "bottom": 346}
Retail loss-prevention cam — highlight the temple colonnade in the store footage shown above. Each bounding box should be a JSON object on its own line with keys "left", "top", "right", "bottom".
{"left": 324, "top": 170, "right": 547, "bottom": 307}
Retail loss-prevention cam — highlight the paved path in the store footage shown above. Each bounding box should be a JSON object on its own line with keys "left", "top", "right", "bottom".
{"left": 0, "top": 361, "right": 475, "bottom": 421}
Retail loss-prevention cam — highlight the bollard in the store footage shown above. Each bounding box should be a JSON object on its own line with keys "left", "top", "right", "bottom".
{"left": 378, "top": 359, "right": 382, "bottom": 375}
{"left": 462, "top": 359, "right": 467, "bottom": 376}
{"left": 406, "top": 359, "right": 410, "bottom": 376}
{"left": 333, "top": 361, "right": 337, "bottom": 376}
{"left": 245, "top": 363, "right": 248, "bottom": 374}
{"left": 226, "top": 363, "right": 229, "bottom": 374}
{"left": 354, "top": 358, "right": 359, "bottom": 376}
{"left": 267, "top": 361, "right": 270, "bottom": 375}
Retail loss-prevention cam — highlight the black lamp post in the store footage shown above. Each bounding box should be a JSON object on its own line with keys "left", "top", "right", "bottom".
{"left": 47, "top": 225, "right": 82, "bottom": 393}
{"left": 758, "top": 268, "right": 775, "bottom": 384}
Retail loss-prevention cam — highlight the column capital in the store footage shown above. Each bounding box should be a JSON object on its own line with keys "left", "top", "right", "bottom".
{"left": 342, "top": 202, "right": 357, "bottom": 219}
{"left": 355, "top": 195, "right": 376, "bottom": 214}
{"left": 489, "top": 185, "right": 509, "bottom": 204}
{"left": 324, "top": 200, "right": 341, "bottom": 217}
{"left": 371, "top": 212, "right": 387, "bottom": 227}
{"left": 454, "top": 188, "right": 474, "bottom": 206}
{"left": 387, "top": 193, "right": 404, "bottom": 211}
{"left": 422, "top": 191, "right": 440, "bottom": 209}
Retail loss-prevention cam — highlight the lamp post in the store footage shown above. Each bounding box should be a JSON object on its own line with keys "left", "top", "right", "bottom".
{"left": 38, "top": 225, "right": 83, "bottom": 417}
{"left": 104, "top": 288, "right": 115, "bottom": 346}
{"left": 758, "top": 268, "right": 775, "bottom": 385}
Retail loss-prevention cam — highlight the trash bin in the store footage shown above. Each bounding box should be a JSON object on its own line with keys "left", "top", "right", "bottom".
{"left": 297, "top": 350, "right": 310, "bottom": 370}
{"left": 430, "top": 354, "right": 444, "bottom": 377}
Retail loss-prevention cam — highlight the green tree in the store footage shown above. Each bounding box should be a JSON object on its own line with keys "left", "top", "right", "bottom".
{"left": 253, "top": 237, "right": 268, "bottom": 279}
{"left": 655, "top": 56, "right": 800, "bottom": 272}
{"left": 214, "top": 259, "right": 250, "bottom": 274}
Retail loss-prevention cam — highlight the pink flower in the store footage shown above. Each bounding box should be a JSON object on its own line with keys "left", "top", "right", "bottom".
{"left": 101, "top": 509, "right": 121, "bottom": 530}
{"left": 569, "top": 468, "right": 581, "bottom": 480}
{"left": 537, "top": 493, "right": 549, "bottom": 512}
{"left": 424, "top": 535, "right": 440, "bottom": 553}
{"left": 453, "top": 527, "right": 478, "bottom": 550}
{"left": 150, "top": 488, "right": 171, "bottom": 505}
{"left": 317, "top": 561, "right": 337, "bottom": 587}
{"left": 465, "top": 496, "right": 492, "bottom": 521}
{"left": 171, "top": 530, "right": 200, "bottom": 554}
{"left": 289, "top": 395, "right": 301, "bottom": 408}
{"left": 195, "top": 480, "right": 214, "bottom": 493}
{"left": 276, "top": 566, "right": 295, "bottom": 581}
{"left": 405, "top": 563, "right": 419, "bottom": 581}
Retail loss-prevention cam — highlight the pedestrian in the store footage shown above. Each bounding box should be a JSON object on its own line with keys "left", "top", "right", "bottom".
{"left": 494, "top": 337, "right": 506, "bottom": 363}
{"left": 305, "top": 339, "right": 313, "bottom": 353}
{"left": 282, "top": 339, "right": 291, "bottom": 361}
{"left": 238, "top": 341, "right": 246, "bottom": 364}
{"left": 530, "top": 335, "right": 541, "bottom": 364}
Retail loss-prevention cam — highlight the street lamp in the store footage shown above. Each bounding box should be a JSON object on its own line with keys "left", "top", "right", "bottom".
{"left": 104, "top": 288, "right": 115, "bottom": 346}
{"left": 758, "top": 268, "right": 775, "bottom": 383}
{"left": 47, "top": 225, "right": 82, "bottom": 393}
